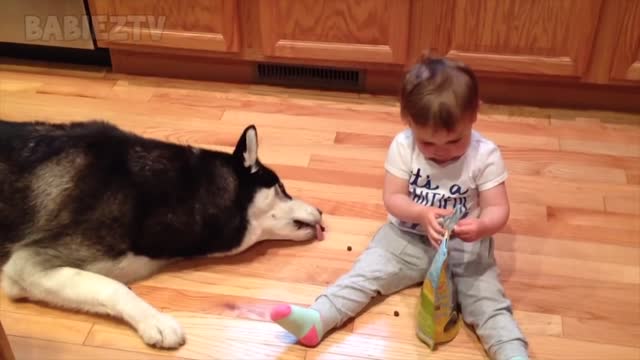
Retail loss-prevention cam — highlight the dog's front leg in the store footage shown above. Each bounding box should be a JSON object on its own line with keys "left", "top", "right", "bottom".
{"left": 1, "top": 250, "right": 185, "bottom": 349}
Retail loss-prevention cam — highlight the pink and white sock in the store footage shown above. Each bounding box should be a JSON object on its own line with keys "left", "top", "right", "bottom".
{"left": 270, "top": 304, "right": 324, "bottom": 347}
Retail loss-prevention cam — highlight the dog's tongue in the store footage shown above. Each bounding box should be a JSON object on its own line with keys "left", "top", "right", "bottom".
{"left": 316, "top": 223, "right": 325, "bottom": 241}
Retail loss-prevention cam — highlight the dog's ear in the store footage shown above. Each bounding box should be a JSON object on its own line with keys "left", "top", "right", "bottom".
{"left": 233, "top": 125, "right": 259, "bottom": 173}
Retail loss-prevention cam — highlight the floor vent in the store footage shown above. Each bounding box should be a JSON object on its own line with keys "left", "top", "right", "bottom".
{"left": 255, "top": 62, "right": 363, "bottom": 91}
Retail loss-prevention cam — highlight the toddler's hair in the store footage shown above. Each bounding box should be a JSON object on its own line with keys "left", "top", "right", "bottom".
{"left": 400, "top": 55, "right": 479, "bottom": 131}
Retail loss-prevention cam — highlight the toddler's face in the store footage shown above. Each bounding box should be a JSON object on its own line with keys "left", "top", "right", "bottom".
{"left": 409, "top": 116, "right": 475, "bottom": 165}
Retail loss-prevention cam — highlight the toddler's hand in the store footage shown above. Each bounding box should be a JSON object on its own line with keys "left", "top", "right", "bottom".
{"left": 454, "top": 218, "right": 485, "bottom": 242}
{"left": 420, "top": 207, "right": 453, "bottom": 248}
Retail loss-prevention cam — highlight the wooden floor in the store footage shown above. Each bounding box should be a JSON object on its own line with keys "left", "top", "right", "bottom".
{"left": 0, "top": 58, "right": 639, "bottom": 360}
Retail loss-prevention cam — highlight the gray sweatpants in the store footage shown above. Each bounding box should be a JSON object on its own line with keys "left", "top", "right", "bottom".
{"left": 312, "top": 222, "right": 528, "bottom": 360}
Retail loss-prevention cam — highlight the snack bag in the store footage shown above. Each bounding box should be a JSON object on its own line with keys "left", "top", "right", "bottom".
{"left": 416, "top": 205, "right": 464, "bottom": 349}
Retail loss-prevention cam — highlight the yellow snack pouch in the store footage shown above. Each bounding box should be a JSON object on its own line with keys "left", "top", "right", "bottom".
{"left": 416, "top": 206, "right": 464, "bottom": 349}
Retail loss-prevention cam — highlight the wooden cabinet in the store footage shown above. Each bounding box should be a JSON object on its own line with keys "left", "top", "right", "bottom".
{"left": 411, "top": 0, "right": 603, "bottom": 78}
{"left": 89, "top": 0, "right": 639, "bottom": 84}
{"left": 258, "top": 0, "right": 410, "bottom": 64}
{"left": 89, "top": 0, "right": 640, "bottom": 111}
{"left": 89, "top": 0, "right": 240, "bottom": 53}
{"left": 581, "top": 0, "right": 640, "bottom": 84}
{"left": 608, "top": 1, "right": 640, "bottom": 82}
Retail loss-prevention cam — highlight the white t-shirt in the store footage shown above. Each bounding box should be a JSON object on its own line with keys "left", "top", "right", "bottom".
{"left": 384, "top": 129, "right": 507, "bottom": 234}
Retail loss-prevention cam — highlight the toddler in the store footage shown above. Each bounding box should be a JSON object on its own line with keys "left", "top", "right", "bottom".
{"left": 270, "top": 56, "right": 529, "bottom": 360}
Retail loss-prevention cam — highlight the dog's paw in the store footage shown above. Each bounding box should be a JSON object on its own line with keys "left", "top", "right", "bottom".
{"left": 1, "top": 275, "right": 27, "bottom": 300}
{"left": 136, "top": 312, "right": 186, "bottom": 349}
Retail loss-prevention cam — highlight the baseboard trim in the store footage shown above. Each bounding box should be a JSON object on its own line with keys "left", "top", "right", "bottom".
{"left": 110, "top": 49, "right": 640, "bottom": 114}
{"left": 110, "top": 49, "right": 254, "bottom": 84}
{"left": 476, "top": 76, "right": 640, "bottom": 113}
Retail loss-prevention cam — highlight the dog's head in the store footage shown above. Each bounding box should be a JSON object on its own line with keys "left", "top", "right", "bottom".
{"left": 232, "top": 125, "right": 324, "bottom": 242}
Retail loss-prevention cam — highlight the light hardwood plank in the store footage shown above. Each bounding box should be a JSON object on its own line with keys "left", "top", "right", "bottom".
{"left": 505, "top": 217, "right": 640, "bottom": 247}
{"left": 0, "top": 78, "right": 42, "bottom": 92}
{"left": 477, "top": 118, "right": 640, "bottom": 145}
{"left": 305, "top": 351, "right": 372, "bottom": 360}
{"left": 526, "top": 335, "right": 640, "bottom": 360}
{"left": 308, "top": 155, "right": 384, "bottom": 175}
{"left": 547, "top": 207, "right": 640, "bottom": 232}
{"left": 84, "top": 313, "right": 308, "bottom": 360}
{"left": 560, "top": 139, "right": 640, "bottom": 157}
{"left": 626, "top": 168, "right": 640, "bottom": 184}
{"left": 9, "top": 336, "right": 187, "bottom": 360}
{"left": 493, "top": 233, "right": 640, "bottom": 266}
{"left": 605, "top": 193, "right": 640, "bottom": 215}
{"left": 562, "top": 316, "right": 640, "bottom": 348}
{"left": 0, "top": 311, "right": 92, "bottom": 344}
{"left": 502, "top": 148, "right": 640, "bottom": 173}
{"left": 503, "top": 275, "right": 640, "bottom": 325}
{"left": 506, "top": 162, "right": 628, "bottom": 184}
{"left": 494, "top": 251, "right": 639, "bottom": 285}
{"left": 1, "top": 63, "right": 639, "bottom": 360}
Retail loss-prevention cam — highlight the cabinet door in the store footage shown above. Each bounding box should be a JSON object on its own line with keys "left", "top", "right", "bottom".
{"left": 414, "top": 0, "right": 602, "bottom": 77}
{"left": 259, "top": 0, "right": 410, "bottom": 64}
{"left": 609, "top": 1, "right": 640, "bottom": 82}
{"left": 89, "top": 0, "right": 239, "bottom": 53}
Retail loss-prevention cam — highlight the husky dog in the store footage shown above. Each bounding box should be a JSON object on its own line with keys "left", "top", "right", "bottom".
{"left": 0, "top": 119, "right": 324, "bottom": 348}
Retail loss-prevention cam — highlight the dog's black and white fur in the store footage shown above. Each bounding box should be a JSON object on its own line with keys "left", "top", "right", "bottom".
{"left": 0, "top": 119, "right": 323, "bottom": 348}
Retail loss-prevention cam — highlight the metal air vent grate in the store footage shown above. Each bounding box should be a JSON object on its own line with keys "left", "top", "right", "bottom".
{"left": 255, "top": 62, "right": 363, "bottom": 91}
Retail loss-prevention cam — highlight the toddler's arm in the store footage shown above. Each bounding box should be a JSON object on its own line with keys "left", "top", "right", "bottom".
{"left": 454, "top": 182, "right": 510, "bottom": 241}
{"left": 477, "top": 182, "right": 510, "bottom": 236}
{"left": 382, "top": 171, "right": 428, "bottom": 225}
{"left": 383, "top": 171, "right": 452, "bottom": 247}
